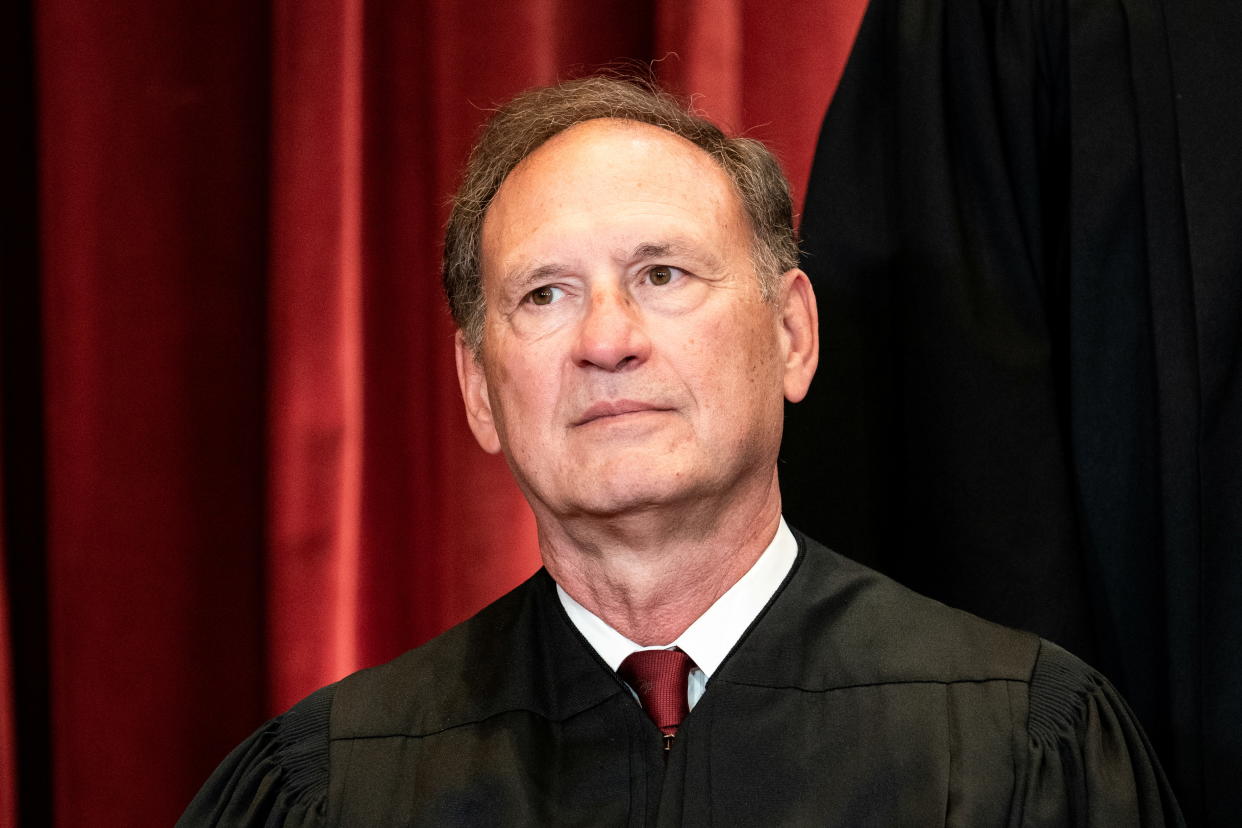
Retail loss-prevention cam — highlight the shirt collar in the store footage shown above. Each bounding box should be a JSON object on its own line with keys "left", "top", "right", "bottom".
{"left": 556, "top": 518, "right": 798, "bottom": 679}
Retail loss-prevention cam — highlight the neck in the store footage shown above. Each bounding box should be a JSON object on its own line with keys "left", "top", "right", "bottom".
{"left": 538, "top": 472, "right": 783, "bottom": 645}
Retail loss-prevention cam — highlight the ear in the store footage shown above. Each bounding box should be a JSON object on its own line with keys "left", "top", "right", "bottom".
{"left": 776, "top": 268, "right": 819, "bottom": 403}
{"left": 454, "top": 331, "right": 502, "bottom": 455}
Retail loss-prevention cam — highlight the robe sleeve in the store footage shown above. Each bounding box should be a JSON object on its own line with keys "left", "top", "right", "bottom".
{"left": 177, "top": 683, "right": 335, "bottom": 827}
{"left": 1020, "top": 642, "right": 1184, "bottom": 826}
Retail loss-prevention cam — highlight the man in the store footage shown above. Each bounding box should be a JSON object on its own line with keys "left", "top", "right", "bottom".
{"left": 181, "top": 77, "right": 1182, "bottom": 826}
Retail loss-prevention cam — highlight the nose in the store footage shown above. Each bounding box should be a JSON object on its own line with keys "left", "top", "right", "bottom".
{"left": 572, "top": 285, "right": 651, "bottom": 372}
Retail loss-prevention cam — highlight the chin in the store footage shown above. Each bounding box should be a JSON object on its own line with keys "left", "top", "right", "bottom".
{"left": 566, "top": 488, "right": 667, "bottom": 519}
{"left": 559, "top": 472, "right": 712, "bottom": 520}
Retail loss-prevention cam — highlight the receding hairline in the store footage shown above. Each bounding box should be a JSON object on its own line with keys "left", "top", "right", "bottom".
{"left": 485, "top": 115, "right": 743, "bottom": 210}
{"left": 478, "top": 116, "right": 758, "bottom": 289}
{"left": 506, "top": 113, "right": 715, "bottom": 155}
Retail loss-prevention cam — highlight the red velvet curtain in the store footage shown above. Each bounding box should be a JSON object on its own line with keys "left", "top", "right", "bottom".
{"left": 6, "top": 1, "right": 864, "bottom": 824}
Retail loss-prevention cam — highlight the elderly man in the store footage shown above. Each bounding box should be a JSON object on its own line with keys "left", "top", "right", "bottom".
{"left": 181, "top": 77, "right": 1181, "bottom": 826}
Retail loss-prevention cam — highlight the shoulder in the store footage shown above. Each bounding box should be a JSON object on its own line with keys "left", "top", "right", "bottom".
{"left": 1024, "top": 636, "right": 1146, "bottom": 750}
{"left": 732, "top": 531, "right": 1042, "bottom": 688}
{"left": 180, "top": 572, "right": 553, "bottom": 826}
{"left": 331, "top": 569, "right": 553, "bottom": 738}
{"left": 328, "top": 567, "right": 618, "bottom": 738}
{"left": 178, "top": 683, "right": 336, "bottom": 826}
{"left": 1016, "top": 639, "right": 1185, "bottom": 824}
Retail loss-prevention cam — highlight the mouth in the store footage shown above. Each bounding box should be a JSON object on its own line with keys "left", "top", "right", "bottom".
{"left": 573, "top": 400, "right": 671, "bottom": 426}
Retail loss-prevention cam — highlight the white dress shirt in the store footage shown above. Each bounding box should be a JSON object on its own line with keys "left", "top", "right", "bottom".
{"left": 556, "top": 518, "right": 798, "bottom": 709}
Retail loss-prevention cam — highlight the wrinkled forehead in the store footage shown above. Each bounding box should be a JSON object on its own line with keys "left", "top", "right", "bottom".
{"left": 479, "top": 119, "right": 748, "bottom": 277}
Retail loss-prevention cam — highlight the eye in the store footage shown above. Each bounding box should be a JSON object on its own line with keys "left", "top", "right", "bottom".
{"left": 647, "top": 265, "right": 683, "bottom": 286}
{"left": 527, "top": 285, "right": 564, "bottom": 306}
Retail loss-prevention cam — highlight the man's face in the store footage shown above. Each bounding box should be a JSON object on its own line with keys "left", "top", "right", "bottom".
{"left": 457, "top": 119, "right": 814, "bottom": 521}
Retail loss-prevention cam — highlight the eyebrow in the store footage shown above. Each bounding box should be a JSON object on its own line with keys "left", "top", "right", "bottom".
{"left": 627, "top": 239, "right": 725, "bottom": 272}
{"left": 502, "top": 238, "right": 725, "bottom": 292}
{"left": 631, "top": 241, "right": 680, "bottom": 260}
{"left": 503, "top": 262, "right": 572, "bottom": 294}
{"left": 509, "top": 264, "right": 568, "bottom": 290}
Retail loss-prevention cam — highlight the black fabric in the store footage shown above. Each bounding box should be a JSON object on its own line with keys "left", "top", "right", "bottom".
{"left": 179, "top": 534, "right": 1182, "bottom": 826}
{"left": 781, "top": 1, "right": 1242, "bottom": 824}
{"left": 177, "top": 684, "right": 334, "bottom": 827}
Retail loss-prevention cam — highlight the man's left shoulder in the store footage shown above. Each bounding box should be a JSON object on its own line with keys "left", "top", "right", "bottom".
{"left": 746, "top": 531, "right": 1043, "bottom": 689}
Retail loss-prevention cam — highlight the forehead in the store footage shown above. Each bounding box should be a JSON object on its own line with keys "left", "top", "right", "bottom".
{"left": 480, "top": 119, "right": 747, "bottom": 279}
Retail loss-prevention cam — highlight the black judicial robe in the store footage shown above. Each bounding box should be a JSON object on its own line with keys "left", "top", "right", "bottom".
{"left": 180, "top": 534, "right": 1181, "bottom": 826}
{"left": 781, "top": 1, "right": 1242, "bottom": 824}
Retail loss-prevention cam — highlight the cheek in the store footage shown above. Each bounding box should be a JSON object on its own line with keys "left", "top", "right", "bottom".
{"left": 718, "top": 314, "right": 785, "bottom": 430}
{"left": 678, "top": 321, "right": 761, "bottom": 415}
{"left": 721, "top": 307, "right": 780, "bottom": 377}
{"left": 487, "top": 358, "right": 558, "bottom": 437}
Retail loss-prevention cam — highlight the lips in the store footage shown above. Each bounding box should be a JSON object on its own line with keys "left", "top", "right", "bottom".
{"left": 574, "top": 400, "right": 670, "bottom": 426}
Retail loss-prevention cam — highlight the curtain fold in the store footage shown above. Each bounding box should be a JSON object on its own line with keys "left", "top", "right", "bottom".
{"left": 266, "top": 0, "right": 370, "bottom": 713}
{"left": 784, "top": 0, "right": 1242, "bottom": 822}
{"left": 35, "top": 3, "right": 273, "bottom": 824}
{"left": 0, "top": 533, "right": 14, "bottom": 828}
{"left": 11, "top": 1, "right": 862, "bottom": 823}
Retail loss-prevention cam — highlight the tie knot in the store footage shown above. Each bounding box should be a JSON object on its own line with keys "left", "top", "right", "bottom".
{"left": 617, "top": 648, "right": 696, "bottom": 736}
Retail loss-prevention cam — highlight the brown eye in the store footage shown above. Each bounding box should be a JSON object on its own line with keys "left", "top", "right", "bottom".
{"left": 528, "top": 285, "right": 562, "bottom": 306}
{"left": 649, "top": 266, "right": 675, "bottom": 286}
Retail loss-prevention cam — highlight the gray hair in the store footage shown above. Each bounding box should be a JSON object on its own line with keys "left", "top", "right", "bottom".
{"left": 443, "top": 75, "right": 799, "bottom": 352}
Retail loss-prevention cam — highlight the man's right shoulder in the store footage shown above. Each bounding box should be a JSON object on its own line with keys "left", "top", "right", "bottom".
{"left": 328, "top": 568, "right": 551, "bottom": 739}
{"left": 178, "top": 572, "right": 555, "bottom": 826}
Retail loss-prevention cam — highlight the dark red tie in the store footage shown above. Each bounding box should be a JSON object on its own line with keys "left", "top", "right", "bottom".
{"left": 618, "top": 648, "right": 696, "bottom": 748}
